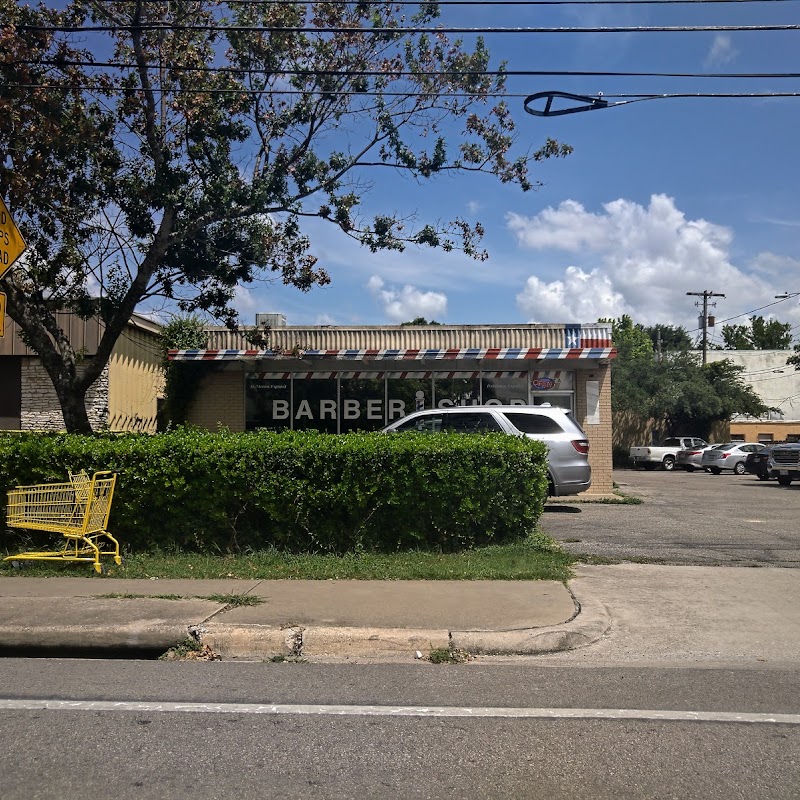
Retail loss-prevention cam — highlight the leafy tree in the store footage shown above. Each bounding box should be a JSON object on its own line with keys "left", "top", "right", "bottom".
{"left": 401, "top": 317, "right": 442, "bottom": 326}
{"left": 606, "top": 315, "right": 769, "bottom": 438}
{"left": 721, "top": 316, "right": 793, "bottom": 350}
{"left": 157, "top": 315, "right": 208, "bottom": 428}
{"left": 0, "top": 0, "right": 571, "bottom": 432}
{"left": 644, "top": 324, "right": 692, "bottom": 354}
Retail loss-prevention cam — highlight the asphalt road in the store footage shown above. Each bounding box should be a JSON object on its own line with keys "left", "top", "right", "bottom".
{"left": 1, "top": 659, "right": 798, "bottom": 799}
{"left": 542, "top": 468, "right": 800, "bottom": 566}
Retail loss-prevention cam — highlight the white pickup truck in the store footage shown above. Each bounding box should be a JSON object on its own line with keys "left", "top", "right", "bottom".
{"left": 629, "top": 437, "right": 708, "bottom": 471}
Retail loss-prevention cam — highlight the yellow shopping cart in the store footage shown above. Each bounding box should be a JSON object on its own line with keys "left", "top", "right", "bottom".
{"left": 4, "top": 471, "right": 121, "bottom": 574}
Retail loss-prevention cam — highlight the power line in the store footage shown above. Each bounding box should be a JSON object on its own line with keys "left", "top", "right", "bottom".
{"left": 7, "top": 83, "right": 800, "bottom": 100}
{"left": 9, "top": 60, "right": 800, "bottom": 81}
{"left": 15, "top": 23, "right": 800, "bottom": 33}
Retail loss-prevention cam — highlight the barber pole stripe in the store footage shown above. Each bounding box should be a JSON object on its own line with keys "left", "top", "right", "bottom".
{"left": 170, "top": 347, "right": 616, "bottom": 361}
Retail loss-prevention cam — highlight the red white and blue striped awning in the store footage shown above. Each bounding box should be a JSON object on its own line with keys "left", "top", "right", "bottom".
{"left": 168, "top": 346, "right": 616, "bottom": 362}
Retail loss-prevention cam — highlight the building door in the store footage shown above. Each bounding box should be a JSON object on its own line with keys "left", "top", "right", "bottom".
{"left": 0, "top": 357, "right": 21, "bottom": 429}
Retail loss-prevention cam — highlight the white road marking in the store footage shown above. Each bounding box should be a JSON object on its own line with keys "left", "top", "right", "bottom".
{"left": 1, "top": 699, "right": 799, "bottom": 725}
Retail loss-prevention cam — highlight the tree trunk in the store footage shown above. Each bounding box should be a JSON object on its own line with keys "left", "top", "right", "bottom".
{"left": 53, "top": 376, "right": 94, "bottom": 434}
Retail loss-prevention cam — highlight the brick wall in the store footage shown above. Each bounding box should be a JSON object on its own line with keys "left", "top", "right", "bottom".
{"left": 187, "top": 369, "right": 245, "bottom": 431}
{"left": 575, "top": 367, "right": 613, "bottom": 495}
{"left": 20, "top": 358, "right": 109, "bottom": 431}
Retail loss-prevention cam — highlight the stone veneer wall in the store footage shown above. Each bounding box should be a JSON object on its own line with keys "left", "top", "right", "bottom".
{"left": 20, "top": 358, "right": 110, "bottom": 431}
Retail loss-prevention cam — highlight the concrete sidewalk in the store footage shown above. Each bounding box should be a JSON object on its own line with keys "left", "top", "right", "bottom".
{"left": 0, "top": 576, "right": 611, "bottom": 660}
{"left": 3, "top": 564, "right": 796, "bottom": 663}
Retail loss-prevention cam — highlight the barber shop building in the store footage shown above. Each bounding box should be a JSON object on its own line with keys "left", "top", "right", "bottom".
{"left": 170, "top": 320, "right": 617, "bottom": 495}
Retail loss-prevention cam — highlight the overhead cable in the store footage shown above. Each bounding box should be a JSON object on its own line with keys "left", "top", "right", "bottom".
{"left": 525, "top": 89, "right": 800, "bottom": 115}
{"left": 9, "top": 60, "right": 800, "bottom": 80}
{"left": 9, "top": 83, "right": 800, "bottom": 100}
{"left": 15, "top": 23, "right": 800, "bottom": 34}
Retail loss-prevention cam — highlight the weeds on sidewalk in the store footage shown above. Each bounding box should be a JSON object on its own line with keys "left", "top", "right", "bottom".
{"left": 428, "top": 647, "right": 474, "bottom": 664}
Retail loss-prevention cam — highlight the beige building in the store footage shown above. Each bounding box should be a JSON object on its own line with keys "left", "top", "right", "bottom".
{"left": 171, "top": 321, "right": 617, "bottom": 495}
{"left": 705, "top": 349, "right": 800, "bottom": 443}
{"left": 0, "top": 312, "right": 164, "bottom": 432}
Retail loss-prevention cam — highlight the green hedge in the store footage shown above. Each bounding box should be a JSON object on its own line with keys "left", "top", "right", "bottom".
{"left": 0, "top": 429, "right": 548, "bottom": 554}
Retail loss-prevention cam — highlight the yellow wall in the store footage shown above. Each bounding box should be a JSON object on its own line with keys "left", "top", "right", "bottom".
{"left": 729, "top": 421, "right": 800, "bottom": 443}
{"left": 108, "top": 324, "right": 164, "bottom": 433}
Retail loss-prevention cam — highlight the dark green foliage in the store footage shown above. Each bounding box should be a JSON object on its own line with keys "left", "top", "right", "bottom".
{"left": 157, "top": 316, "right": 210, "bottom": 427}
{"left": 604, "top": 315, "right": 770, "bottom": 439}
{"left": 720, "top": 316, "right": 793, "bottom": 350}
{"left": 0, "top": 429, "right": 548, "bottom": 555}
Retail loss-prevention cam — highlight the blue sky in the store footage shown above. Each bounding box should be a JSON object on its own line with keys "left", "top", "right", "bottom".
{"left": 223, "top": 2, "right": 800, "bottom": 344}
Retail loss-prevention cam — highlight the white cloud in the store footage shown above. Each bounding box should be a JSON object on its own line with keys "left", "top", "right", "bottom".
{"left": 367, "top": 275, "right": 448, "bottom": 322}
{"left": 509, "top": 194, "right": 796, "bottom": 329}
{"left": 705, "top": 34, "right": 738, "bottom": 67}
{"left": 232, "top": 284, "right": 261, "bottom": 322}
{"left": 517, "top": 267, "right": 628, "bottom": 324}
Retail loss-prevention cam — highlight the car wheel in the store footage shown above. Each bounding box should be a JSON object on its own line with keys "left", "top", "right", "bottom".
{"left": 662, "top": 456, "right": 675, "bottom": 471}
{"left": 778, "top": 475, "right": 793, "bottom": 486}
{"left": 710, "top": 467, "right": 722, "bottom": 475}
{"left": 758, "top": 473, "right": 770, "bottom": 481}
{"left": 685, "top": 466, "right": 695, "bottom": 473}
{"left": 733, "top": 462, "right": 746, "bottom": 475}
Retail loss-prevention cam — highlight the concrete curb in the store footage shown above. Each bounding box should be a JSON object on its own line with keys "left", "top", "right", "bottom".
{"left": 451, "top": 593, "right": 611, "bottom": 655}
{"left": 194, "top": 591, "right": 611, "bottom": 660}
{"left": 0, "top": 621, "right": 189, "bottom": 651}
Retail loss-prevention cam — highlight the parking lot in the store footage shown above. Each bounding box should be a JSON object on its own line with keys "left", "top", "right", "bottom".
{"left": 542, "top": 468, "right": 800, "bottom": 567}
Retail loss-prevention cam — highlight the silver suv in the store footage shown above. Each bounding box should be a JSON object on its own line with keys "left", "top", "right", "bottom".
{"left": 381, "top": 405, "right": 591, "bottom": 496}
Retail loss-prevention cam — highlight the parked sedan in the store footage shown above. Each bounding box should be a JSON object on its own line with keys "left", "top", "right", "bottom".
{"left": 745, "top": 447, "right": 774, "bottom": 481}
{"left": 701, "top": 442, "right": 766, "bottom": 475}
{"left": 675, "top": 444, "right": 715, "bottom": 472}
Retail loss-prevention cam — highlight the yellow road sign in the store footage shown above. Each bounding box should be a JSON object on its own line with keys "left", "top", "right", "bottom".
{"left": 0, "top": 291, "right": 5, "bottom": 338}
{"left": 0, "top": 195, "right": 27, "bottom": 281}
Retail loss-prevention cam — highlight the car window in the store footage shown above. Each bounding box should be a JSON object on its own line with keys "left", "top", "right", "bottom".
{"left": 502, "top": 412, "right": 565, "bottom": 434}
{"left": 392, "top": 415, "right": 444, "bottom": 433}
{"left": 443, "top": 412, "right": 503, "bottom": 433}
{"left": 716, "top": 444, "right": 736, "bottom": 451}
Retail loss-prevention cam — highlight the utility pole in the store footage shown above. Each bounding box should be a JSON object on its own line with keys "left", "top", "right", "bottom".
{"left": 687, "top": 290, "right": 725, "bottom": 364}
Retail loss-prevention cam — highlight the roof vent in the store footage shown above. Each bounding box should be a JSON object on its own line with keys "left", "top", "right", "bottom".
{"left": 255, "top": 313, "right": 287, "bottom": 327}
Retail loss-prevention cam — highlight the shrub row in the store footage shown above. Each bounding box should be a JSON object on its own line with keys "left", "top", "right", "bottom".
{"left": 0, "top": 429, "right": 548, "bottom": 554}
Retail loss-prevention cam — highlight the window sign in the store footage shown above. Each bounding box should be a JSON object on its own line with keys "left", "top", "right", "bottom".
{"left": 585, "top": 380, "right": 600, "bottom": 425}
{"left": 292, "top": 378, "right": 338, "bottom": 432}
{"left": 482, "top": 375, "right": 528, "bottom": 405}
{"left": 434, "top": 375, "right": 481, "bottom": 408}
{"left": 339, "top": 377, "right": 386, "bottom": 432}
{"left": 246, "top": 376, "right": 290, "bottom": 430}
{"left": 244, "top": 370, "right": 577, "bottom": 429}
{"left": 386, "top": 377, "right": 432, "bottom": 419}
{"left": 530, "top": 371, "right": 573, "bottom": 392}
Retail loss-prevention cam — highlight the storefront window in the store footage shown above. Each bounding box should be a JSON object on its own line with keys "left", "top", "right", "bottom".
{"left": 482, "top": 375, "right": 528, "bottom": 405}
{"left": 292, "top": 378, "right": 338, "bottom": 433}
{"left": 386, "top": 377, "right": 433, "bottom": 420}
{"left": 531, "top": 394, "right": 574, "bottom": 412}
{"left": 246, "top": 376, "right": 290, "bottom": 431}
{"left": 339, "top": 377, "right": 386, "bottom": 432}
{"left": 244, "top": 370, "right": 577, "bottom": 429}
{"left": 434, "top": 375, "right": 481, "bottom": 408}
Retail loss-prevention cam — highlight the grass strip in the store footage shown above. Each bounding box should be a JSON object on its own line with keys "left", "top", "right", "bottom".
{"left": 1, "top": 533, "right": 575, "bottom": 582}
